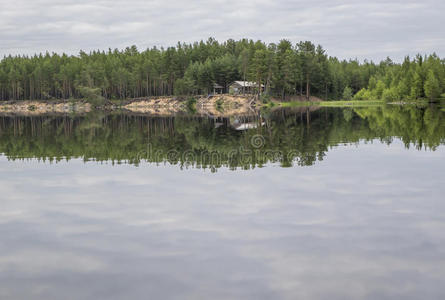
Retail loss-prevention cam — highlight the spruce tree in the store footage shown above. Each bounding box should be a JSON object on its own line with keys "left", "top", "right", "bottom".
{"left": 424, "top": 70, "right": 440, "bottom": 100}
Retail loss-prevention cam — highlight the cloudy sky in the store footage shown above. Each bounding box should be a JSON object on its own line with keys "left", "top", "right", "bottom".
{"left": 1, "top": 0, "right": 444, "bottom": 61}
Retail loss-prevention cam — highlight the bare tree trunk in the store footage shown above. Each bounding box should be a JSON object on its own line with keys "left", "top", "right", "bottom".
{"left": 325, "top": 83, "right": 328, "bottom": 100}
{"left": 258, "top": 79, "right": 262, "bottom": 96}
{"left": 243, "top": 65, "right": 247, "bottom": 96}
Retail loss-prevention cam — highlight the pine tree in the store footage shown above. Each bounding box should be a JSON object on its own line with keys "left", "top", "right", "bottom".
{"left": 342, "top": 86, "right": 353, "bottom": 100}
{"left": 249, "top": 49, "right": 268, "bottom": 95}
{"left": 410, "top": 69, "right": 423, "bottom": 99}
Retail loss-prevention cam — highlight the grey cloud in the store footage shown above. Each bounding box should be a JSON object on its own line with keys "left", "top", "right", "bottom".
{"left": 1, "top": 0, "right": 444, "bottom": 61}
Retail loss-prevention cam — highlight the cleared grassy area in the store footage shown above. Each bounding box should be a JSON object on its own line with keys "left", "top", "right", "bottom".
{"left": 273, "top": 98, "right": 442, "bottom": 108}
{"left": 320, "top": 100, "right": 384, "bottom": 107}
{"left": 276, "top": 100, "right": 384, "bottom": 107}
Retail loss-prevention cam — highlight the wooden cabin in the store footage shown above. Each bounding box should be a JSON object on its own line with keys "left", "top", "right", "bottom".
{"left": 229, "top": 81, "right": 264, "bottom": 94}
{"left": 213, "top": 83, "right": 224, "bottom": 94}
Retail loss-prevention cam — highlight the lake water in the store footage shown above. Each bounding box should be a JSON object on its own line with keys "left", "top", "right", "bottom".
{"left": 1, "top": 105, "right": 445, "bottom": 300}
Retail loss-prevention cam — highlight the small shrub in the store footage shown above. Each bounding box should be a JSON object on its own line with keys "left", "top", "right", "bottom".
{"left": 186, "top": 97, "right": 197, "bottom": 113}
{"left": 76, "top": 86, "right": 106, "bottom": 106}
{"left": 215, "top": 98, "right": 224, "bottom": 111}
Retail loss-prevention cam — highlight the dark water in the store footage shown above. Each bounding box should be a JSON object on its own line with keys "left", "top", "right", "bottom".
{"left": 1, "top": 106, "right": 445, "bottom": 299}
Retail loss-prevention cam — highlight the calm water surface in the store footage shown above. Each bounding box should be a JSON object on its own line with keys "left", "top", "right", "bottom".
{"left": 1, "top": 106, "right": 445, "bottom": 299}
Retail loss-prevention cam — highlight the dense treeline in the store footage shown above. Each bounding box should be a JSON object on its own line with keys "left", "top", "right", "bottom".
{"left": 0, "top": 106, "right": 443, "bottom": 169}
{"left": 353, "top": 55, "right": 445, "bottom": 101}
{"left": 0, "top": 38, "right": 444, "bottom": 101}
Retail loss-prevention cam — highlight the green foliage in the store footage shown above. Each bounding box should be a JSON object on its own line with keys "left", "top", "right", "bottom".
{"left": 343, "top": 109, "right": 353, "bottom": 122}
{"left": 0, "top": 39, "right": 443, "bottom": 102}
{"left": 353, "top": 88, "right": 373, "bottom": 100}
{"left": 76, "top": 85, "right": 106, "bottom": 106}
{"left": 361, "top": 55, "right": 444, "bottom": 101}
{"left": 425, "top": 70, "right": 441, "bottom": 100}
{"left": 174, "top": 78, "right": 195, "bottom": 96}
{"left": 382, "top": 87, "right": 400, "bottom": 102}
{"left": 260, "top": 94, "right": 271, "bottom": 103}
{"left": 185, "top": 97, "right": 197, "bottom": 113}
{"left": 215, "top": 98, "right": 224, "bottom": 110}
{"left": 342, "top": 86, "right": 353, "bottom": 100}
{"left": 374, "top": 80, "right": 386, "bottom": 99}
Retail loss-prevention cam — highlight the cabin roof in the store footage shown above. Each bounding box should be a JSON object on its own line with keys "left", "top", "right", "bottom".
{"left": 231, "top": 81, "right": 264, "bottom": 88}
{"left": 213, "top": 83, "right": 223, "bottom": 89}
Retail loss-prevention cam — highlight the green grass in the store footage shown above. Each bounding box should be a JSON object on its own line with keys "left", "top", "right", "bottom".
{"left": 320, "top": 100, "right": 384, "bottom": 107}
{"left": 274, "top": 99, "right": 437, "bottom": 108}
{"left": 277, "top": 100, "right": 384, "bottom": 107}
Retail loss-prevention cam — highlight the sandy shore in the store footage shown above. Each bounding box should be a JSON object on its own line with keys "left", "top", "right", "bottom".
{"left": 0, "top": 95, "right": 257, "bottom": 117}
{"left": 0, "top": 101, "right": 91, "bottom": 116}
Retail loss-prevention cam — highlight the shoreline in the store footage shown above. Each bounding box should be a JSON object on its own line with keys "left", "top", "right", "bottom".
{"left": 0, "top": 96, "right": 439, "bottom": 116}
{"left": 0, "top": 94, "right": 257, "bottom": 117}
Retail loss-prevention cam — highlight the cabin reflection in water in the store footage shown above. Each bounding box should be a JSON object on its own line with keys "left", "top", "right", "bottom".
{"left": 211, "top": 114, "right": 265, "bottom": 131}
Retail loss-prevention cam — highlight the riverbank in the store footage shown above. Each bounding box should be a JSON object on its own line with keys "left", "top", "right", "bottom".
{"left": 0, "top": 94, "right": 256, "bottom": 116}
{"left": 267, "top": 98, "right": 436, "bottom": 108}
{"left": 0, "top": 100, "right": 92, "bottom": 115}
{"left": 1, "top": 96, "right": 437, "bottom": 116}
{"left": 263, "top": 99, "right": 384, "bottom": 108}
{"left": 122, "top": 94, "right": 255, "bottom": 116}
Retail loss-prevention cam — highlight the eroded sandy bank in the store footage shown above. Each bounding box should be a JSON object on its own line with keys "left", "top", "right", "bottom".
{"left": 0, "top": 101, "right": 91, "bottom": 116}
{"left": 0, "top": 95, "right": 257, "bottom": 117}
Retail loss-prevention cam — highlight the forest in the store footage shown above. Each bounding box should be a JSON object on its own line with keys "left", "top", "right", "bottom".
{"left": 0, "top": 38, "right": 444, "bottom": 102}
